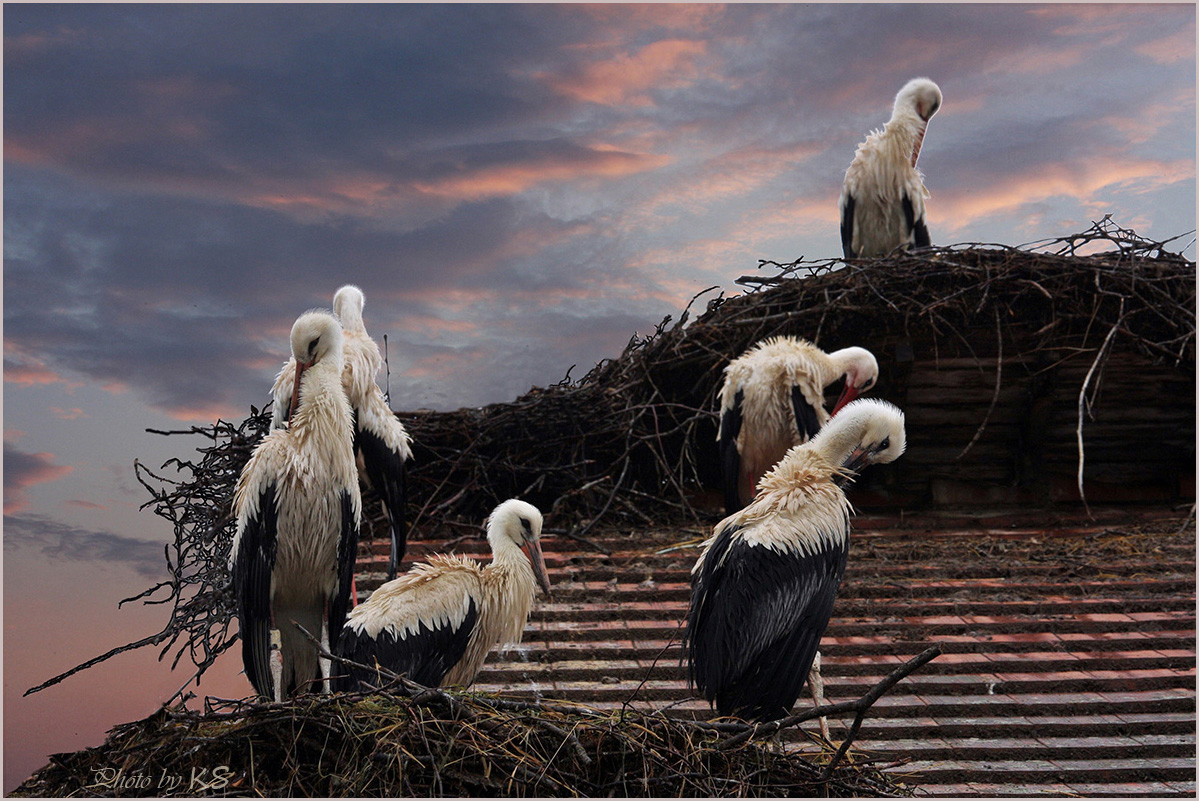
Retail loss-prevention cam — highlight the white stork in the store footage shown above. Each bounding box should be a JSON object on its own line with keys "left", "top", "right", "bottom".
{"left": 839, "top": 77, "right": 942, "bottom": 259}
{"left": 686, "top": 398, "right": 906, "bottom": 734}
{"left": 272, "top": 285, "right": 414, "bottom": 580}
{"left": 717, "top": 336, "right": 879, "bottom": 514}
{"left": 230, "top": 310, "right": 362, "bottom": 701}
{"left": 333, "top": 498, "right": 552, "bottom": 691}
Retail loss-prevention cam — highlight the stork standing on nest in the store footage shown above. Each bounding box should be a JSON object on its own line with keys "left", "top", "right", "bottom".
{"left": 718, "top": 336, "right": 879, "bottom": 514}
{"left": 334, "top": 499, "right": 552, "bottom": 691}
{"left": 230, "top": 310, "right": 361, "bottom": 701}
{"left": 686, "top": 398, "right": 906, "bottom": 739}
{"left": 839, "top": 77, "right": 942, "bottom": 259}
{"left": 272, "top": 285, "right": 413, "bottom": 579}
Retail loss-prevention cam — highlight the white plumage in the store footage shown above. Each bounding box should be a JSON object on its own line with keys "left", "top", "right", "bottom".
{"left": 230, "top": 310, "right": 362, "bottom": 701}
{"left": 334, "top": 499, "right": 552, "bottom": 691}
{"left": 687, "top": 398, "right": 907, "bottom": 733}
{"left": 839, "top": 77, "right": 942, "bottom": 259}
{"left": 717, "top": 336, "right": 879, "bottom": 513}
{"left": 272, "top": 285, "right": 414, "bottom": 579}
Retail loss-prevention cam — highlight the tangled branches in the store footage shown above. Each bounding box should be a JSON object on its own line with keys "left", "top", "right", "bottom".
{"left": 14, "top": 641, "right": 942, "bottom": 798}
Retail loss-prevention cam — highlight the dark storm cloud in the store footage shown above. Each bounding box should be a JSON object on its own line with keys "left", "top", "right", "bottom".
{"left": 3, "top": 513, "right": 164, "bottom": 579}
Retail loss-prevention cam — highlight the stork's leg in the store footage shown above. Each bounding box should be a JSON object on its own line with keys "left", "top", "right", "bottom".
{"left": 808, "top": 650, "right": 831, "bottom": 741}
{"left": 319, "top": 617, "right": 332, "bottom": 694}
{"left": 269, "top": 628, "right": 284, "bottom": 704}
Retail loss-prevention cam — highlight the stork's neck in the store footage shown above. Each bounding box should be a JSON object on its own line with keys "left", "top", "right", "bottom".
{"left": 482, "top": 534, "right": 537, "bottom": 645}
{"left": 338, "top": 304, "right": 366, "bottom": 334}
{"left": 291, "top": 359, "right": 353, "bottom": 441}
{"left": 885, "top": 112, "right": 926, "bottom": 167}
{"left": 808, "top": 404, "right": 875, "bottom": 467}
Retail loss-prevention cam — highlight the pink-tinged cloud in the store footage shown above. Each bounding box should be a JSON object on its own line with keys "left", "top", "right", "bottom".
{"left": 571, "top": 3, "right": 725, "bottom": 33}
{"left": 65, "top": 499, "right": 109, "bottom": 511}
{"left": 415, "top": 146, "right": 671, "bottom": 200}
{"left": 931, "top": 155, "right": 1195, "bottom": 234}
{"left": 4, "top": 446, "right": 75, "bottom": 514}
{"left": 160, "top": 400, "right": 247, "bottom": 425}
{"left": 2, "top": 348, "right": 80, "bottom": 389}
{"left": 50, "top": 407, "right": 89, "bottom": 421}
{"left": 542, "top": 39, "right": 713, "bottom": 106}
{"left": 643, "top": 141, "right": 824, "bottom": 216}
{"left": 1134, "top": 26, "right": 1196, "bottom": 65}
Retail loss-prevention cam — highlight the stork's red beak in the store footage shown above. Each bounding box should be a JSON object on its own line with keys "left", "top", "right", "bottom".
{"left": 520, "top": 538, "right": 553, "bottom": 600}
{"left": 842, "top": 444, "right": 871, "bottom": 474}
{"left": 289, "top": 359, "right": 311, "bottom": 423}
{"left": 830, "top": 383, "right": 860, "bottom": 417}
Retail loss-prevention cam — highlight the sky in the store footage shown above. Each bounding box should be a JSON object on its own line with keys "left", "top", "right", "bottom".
{"left": 3, "top": 2, "right": 1195, "bottom": 790}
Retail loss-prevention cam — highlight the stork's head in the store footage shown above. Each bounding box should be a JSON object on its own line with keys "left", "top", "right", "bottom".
{"left": 824, "top": 398, "right": 906, "bottom": 475}
{"left": 487, "top": 499, "right": 552, "bottom": 599}
{"left": 828, "top": 346, "right": 880, "bottom": 416}
{"left": 288, "top": 310, "right": 344, "bottom": 415}
{"left": 895, "top": 78, "right": 942, "bottom": 123}
{"left": 332, "top": 284, "right": 366, "bottom": 333}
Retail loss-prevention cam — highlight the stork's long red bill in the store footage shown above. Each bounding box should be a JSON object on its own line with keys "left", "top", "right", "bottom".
{"left": 520, "top": 538, "right": 552, "bottom": 600}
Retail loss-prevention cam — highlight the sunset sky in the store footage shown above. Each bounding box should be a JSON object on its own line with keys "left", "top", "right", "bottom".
{"left": 3, "top": 2, "right": 1195, "bottom": 789}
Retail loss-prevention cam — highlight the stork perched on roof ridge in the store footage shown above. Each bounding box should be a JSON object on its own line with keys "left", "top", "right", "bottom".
{"left": 839, "top": 77, "right": 942, "bottom": 259}
{"left": 231, "top": 310, "right": 361, "bottom": 701}
{"left": 333, "top": 498, "right": 552, "bottom": 692}
{"left": 718, "top": 335, "right": 879, "bottom": 514}
{"left": 272, "top": 285, "right": 414, "bottom": 580}
{"left": 686, "top": 398, "right": 906, "bottom": 737}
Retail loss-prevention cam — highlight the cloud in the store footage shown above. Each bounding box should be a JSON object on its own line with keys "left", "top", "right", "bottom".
{"left": 4, "top": 444, "right": 75, "bottom": 514}
{"left": 542, "top": 39, "right": 714, "bottom": 106}
{"left": 3, "top": 513, "right": 164, "bottom": 578}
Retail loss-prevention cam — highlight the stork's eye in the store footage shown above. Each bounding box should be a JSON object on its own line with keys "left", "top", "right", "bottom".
{"left": 308, "top": 337, "right": 320, "bottom": 357}
{"left": 879, "top": 437, "right": 891, "bottom": 451}
{"left": 520, "top": 518, "right": 532, "bottom": 535}
{"left": 862, "top": 378, "right": 875, "bottom": 391}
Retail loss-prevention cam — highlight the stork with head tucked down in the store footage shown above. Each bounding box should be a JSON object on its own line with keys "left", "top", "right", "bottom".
{"left": 272, "top": 285, "right": 414, "bottom": 580}
{"left": 230, "top": 310, "right": 361, "bottom": 702}
{"left": 718, "top": 336, "right": 879, "bottom": 514}
{"left": 686, "top": 398, "right": 906, "bottom": 734}
{"left": 333, "top": 499, "right": 552, "bottom": 692}
{"left": 839, "top": 77, "right": 942, "bottom": 259}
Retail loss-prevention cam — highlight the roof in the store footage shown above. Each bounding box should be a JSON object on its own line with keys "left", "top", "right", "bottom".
{"left": 357, "top": 504, "right": 1196, "bottom": 797}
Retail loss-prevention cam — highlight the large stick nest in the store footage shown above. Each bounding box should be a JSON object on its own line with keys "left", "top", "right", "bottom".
{"left": 15, "top": 659, "right": 934, "bottom": 798}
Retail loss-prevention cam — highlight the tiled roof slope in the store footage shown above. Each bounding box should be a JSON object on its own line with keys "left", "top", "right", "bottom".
{"left": 356, "top": 506, "right": 1195, "bottom": 797}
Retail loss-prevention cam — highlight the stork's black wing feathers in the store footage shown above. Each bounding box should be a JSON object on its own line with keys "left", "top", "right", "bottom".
{"left": 840, "top": 194, "right": 856, "bottom": 259}
{"left": 327, "top": 490, "right": 358, "bottom": 648}
{"left": 719, "top": 389, "right": 744, "bottom": 515}
{"left": 685, "top": 519, "right": 849, "bottom": 721}
{"left": 790, "top": 385, "right": 822, "bottom": 442}
{"left": 333, "top": 598, "right": 479, "bottom": 692}
{"left": 902, "top": 193, "right": 931, "bottom": 249}
{"left": 355, "top": 420, "right": 408, "bottom": 580}
{"left": 232, "top": 484, "right": 279, "bottom": 700}
{"left": 912, "top": 215, "right": 931, "bottom": 248}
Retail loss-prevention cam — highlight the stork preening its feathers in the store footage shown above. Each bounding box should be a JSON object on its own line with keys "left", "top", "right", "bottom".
{"left": 334, "top": 499, "right": 552, "bottom": 692}
{"left": 686, "top": 398, "right": 906, "bottom": 732}
{"left": 840, "top": 77, "right": 942, "bottom": 259}
{"left": 717, "top": 336, "right": 879, "bottom": 514}
{"left": 230, "top": 310, "right": 362, "bottom": 701}
{"left": 272, "top": 285, "right": 414, "bottom": 579}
